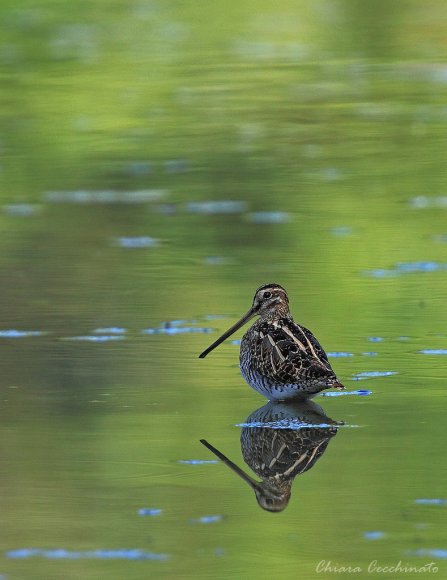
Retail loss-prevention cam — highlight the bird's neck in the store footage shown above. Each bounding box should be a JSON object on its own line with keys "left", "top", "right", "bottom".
{"left": 260, "top": 305, "right": 292, "bottom": 323}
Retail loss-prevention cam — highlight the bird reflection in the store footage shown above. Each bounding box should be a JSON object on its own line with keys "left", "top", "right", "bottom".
{"left": 201, "top": 400, "right": 342, "bottom": 512}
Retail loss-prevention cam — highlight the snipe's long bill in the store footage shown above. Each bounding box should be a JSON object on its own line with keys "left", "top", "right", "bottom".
{"left": 200, "top": 438, "right": 288, "bottom": 513}
{"left": 199, "top": 283, "right": 345, "bottom": 400}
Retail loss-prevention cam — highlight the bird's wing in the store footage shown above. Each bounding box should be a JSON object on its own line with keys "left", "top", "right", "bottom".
{"left": 254, "top": 319, "right": 336, "bottom": 383}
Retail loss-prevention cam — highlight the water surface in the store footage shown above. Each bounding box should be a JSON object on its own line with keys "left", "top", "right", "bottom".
{"left": 1, "top": 1, "right": 447, "bottom": 578}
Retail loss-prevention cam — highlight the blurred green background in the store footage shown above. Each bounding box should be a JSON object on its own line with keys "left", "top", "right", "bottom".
{"left": 1, "top": 0, "right": 447, "bottom": 578}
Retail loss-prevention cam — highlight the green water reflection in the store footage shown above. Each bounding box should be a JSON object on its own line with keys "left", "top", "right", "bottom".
{"left": 1, "top": 0, "right": 447, "bottom": 578}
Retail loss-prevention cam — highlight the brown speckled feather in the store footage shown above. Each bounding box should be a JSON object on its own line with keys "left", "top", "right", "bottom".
{"left": 256, "top": 318, "right": 334, "bottom": 379}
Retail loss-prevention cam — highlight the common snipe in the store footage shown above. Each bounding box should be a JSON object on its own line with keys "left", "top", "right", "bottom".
{"left": 199, "top": 283, "right": 344, "bottom": 400}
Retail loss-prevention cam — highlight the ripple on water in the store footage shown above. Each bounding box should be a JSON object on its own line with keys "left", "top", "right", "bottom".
{"left": 352, "top": 371, "right": 397, "bottom": 380}
{"left": 63, "top": 335, "right": 125, "bottom": 342}
{"left": 138, "top": 508, "right": 162, "bottom": 516}
{"left": 44, "top": 189, "right": 167, "bottom": 204}
{"left": 363, "top": 531, "right": 385, "bottom": 540}
{"left": 202, "top": 315, "right": 228, "bottom": 321}
{"left": 364, "top": 269, "right": 398, "bottom": 278}
{"left": 396, "top": 261, "right": 443, "bottom": 273}
{"left": 115, "top": 236, "right": 159, "bottom": 248}
{"left": 411, "top": 549, "right": 447, "bottom": 559}
{"left": 190, "top": 515, "right": 223, "bottom": 524}
{"left": 3, "top": 203, "right": 39, "bottom": 216}
{"left": 185, "top": 201, "right": 246, "bottom": 214}
{"left": 0, "top": 330, "right": 44, "bottom": 338}
{"left": 327, "top": 352, "right": 354, "bottom": 358}
{"left": 419, "top": 349, "right": 447, "bottom": 355}
{"left": 415, "top": 498, "right": 446, "bottom": 505}
{"left": 126, "top": 161, "right": 152, "bottom": 176}
{"left": 320, "top": 389, "right": 372, "bottom": 397}
{"left": 178, "top": 459, "right": 219, "bottom": 465}
{"left": 203, "top": 256, "right": 229, "bottom": 266}
{"left": 409, "top": 195, "right": 447, "bottom": 209}
{"left": 143, "top": 322, "right": 213, "bottom": 335}
{"left": 164, "top": 159, "right": 189, "bottom": 174}
{"left": 6, "top": 548, "right": 169, "bottom": 561}
{"left": 330, "top": 226, "right": 353, "bottom": 236}
{"left": 94, "top": 327, "right": 127, "bottom": 335}
{"left": 236, "top": 419, "right": 349, "bottom": 429}
{"left": 365, "top": 261, "right": 447, "bottom": 277}
{"left": 246, "top": 211, "right": 291, "bottom": 224}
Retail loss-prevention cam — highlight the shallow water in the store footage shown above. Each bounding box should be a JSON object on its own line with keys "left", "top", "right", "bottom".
{"left": 1, "top": 1, "right": 447, "bottom": 579}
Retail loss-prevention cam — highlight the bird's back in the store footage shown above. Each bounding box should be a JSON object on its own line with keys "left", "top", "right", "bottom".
{"left": 240, "top": 317, "right": 339, "bottom": 398}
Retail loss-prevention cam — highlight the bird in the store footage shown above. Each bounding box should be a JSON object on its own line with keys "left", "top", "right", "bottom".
{"left": 199, "top": 283, "right": 345, "bottom": 400}
{"left": 201, "top": 400, "right": 340, "bottom": 512}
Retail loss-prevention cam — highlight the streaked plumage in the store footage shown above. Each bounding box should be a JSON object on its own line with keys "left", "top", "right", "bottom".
{"left": 201, "top": 400, "right": 341, "bottom": 512}
{"left": 199, "top": 283, "right": 344, "bottom": 400}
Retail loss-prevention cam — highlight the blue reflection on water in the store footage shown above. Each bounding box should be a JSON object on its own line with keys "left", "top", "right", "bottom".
{"left": 365, "top": 269, "right": 397, "bottom": 278}
{"left": 178, "top": 459, "right": 219, "bottom": 465}
{"left": 419, "top": 349, "right": 447, "bottom": 355}
{"left": 44, "top": 189, "right": 166, "bottom": 204}
{"left": 6, "top": 548, "right": 169, "bottom": 561}
{"left": 63, "top": 335, "right": 125, "bottom": 342}
{"left": 204, "top": 256, "right": 228, "bottom": 266}
{"left": 185, "top": 201, "right": 246, "bottom": 214}
{"left": 237, "top": 420, "right": 345, "bottom": 429}
{"left": 415, "top": 498, "right": 447, "bottom": 505}
{"left": 365, "top": 261, "right": 447, "bottom": 277}
{"left": 115, "top": 236, "right": 159, "bottom": 248}
{"left": 246, "top": 211, "right": 291, "bottom": 224}
{"left": 127, "top": 161, "right": 152, "bottom": 176}
{"left": 190, "top": 515, "right": 223, "bottom": 524}
{"left": 321, "top": 389, "right": 372, "bottom": 397}
{"left": 411, "top": 549, "right": 447, "bottom": 559}
{"left": 164, "top": 159, "right": 189, "bottom": 174}
{"left": 327, "top": 352, "right": 354, "bottom": 357}
{"left": 94, "top": 327, "right": 127, "bottom": 334}
{"left": 0, "top": 330, "right": 44, "bottom": 338}
{"left": 331, "top": 226, "right": 353, "bottom": 236}
{"left": 363, "top": 531, "right": 385, "bottom": 540}
{"left": 352, "top": 371, "right": 396, "bottom": 380}
{"left": 396, "top": 261, "right": 442, "bottom": 273}
{"left": 138, "top": 508, "right": 162, "bottom": 516}
{"left": 4, "top": 203, "right": 38, "bottom": 216}
{"left": 143, "top": 325, "right": 212, "bottom": 335}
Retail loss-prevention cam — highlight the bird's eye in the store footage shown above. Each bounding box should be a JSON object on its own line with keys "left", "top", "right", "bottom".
{"left": 264, "top": 291, "right": 272, "bottom": 299}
